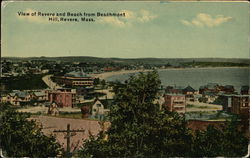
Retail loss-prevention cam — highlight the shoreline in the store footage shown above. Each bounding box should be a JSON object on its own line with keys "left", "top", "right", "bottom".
{"left": 90, "top": 66, "right": 249, "bottom": 80}
{"left": 91, "top": 69, "right": 152, "bottom": 80}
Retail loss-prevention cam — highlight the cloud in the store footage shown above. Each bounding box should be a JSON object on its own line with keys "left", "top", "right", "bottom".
{"left": 138, "top": 10, "right": 157, "bottom": 23}
{"left": 98, "top": 10, "right": 157, "bottom": 27}
{"left": 98, "top": 17, "right": 127, "bottom": 27}
{"left": 16, "top": 8, "right": 50, "bottom": 23}
{"left": 181, "top": 13, "right": 232, "bottom": 28}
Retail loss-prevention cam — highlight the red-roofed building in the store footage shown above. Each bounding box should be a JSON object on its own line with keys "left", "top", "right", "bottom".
{"left": 48, "top": 88, "right": 76, "bottom": 108}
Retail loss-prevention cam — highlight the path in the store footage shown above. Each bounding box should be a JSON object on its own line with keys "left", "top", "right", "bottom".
{"left": 42, "top": 75, "right": 62, "bottom": 89}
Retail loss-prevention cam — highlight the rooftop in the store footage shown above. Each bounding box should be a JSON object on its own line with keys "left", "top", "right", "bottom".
{"left": 184, "top": 85, "right": 196, "bottom": 92}
{"left": 65, "top": 70, "right": 90, "bottom": 78}
{"left": 33, "top": 92, "right": 46, "bottom": 97}
{"left": 241, "top": 85, "right": 249, "bottom": 91}
{"left": 165, "top": 93, "right": 185, "bottom": 97}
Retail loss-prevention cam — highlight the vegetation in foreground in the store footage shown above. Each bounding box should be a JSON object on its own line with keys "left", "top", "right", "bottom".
{"left": 0, "top": 104, "right": 62, "bottom": 157}
{"left": 79, "top": 71, "right": 248, "bottom": 157}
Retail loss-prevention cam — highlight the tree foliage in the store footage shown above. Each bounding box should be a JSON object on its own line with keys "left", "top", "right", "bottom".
{"left": 78, "top": 71, "right": 248, "bottom": 157}
{"left": 0, "top": 104, "right": 62, "bottom": 157}
{"left": 191, "top": 117, "right": 248, "bottom": 157}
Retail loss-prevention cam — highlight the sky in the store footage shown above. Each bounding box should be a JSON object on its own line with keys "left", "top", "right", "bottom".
{"left": 1, "top": 1, "right": 249, "bottom": 58}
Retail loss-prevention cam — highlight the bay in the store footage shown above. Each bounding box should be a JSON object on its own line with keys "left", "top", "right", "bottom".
{"left": 106, "top": 67, "right": 249, "bottom": 92}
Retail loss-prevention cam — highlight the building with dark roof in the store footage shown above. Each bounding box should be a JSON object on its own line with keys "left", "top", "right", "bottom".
{"left": 219, "top": 85, "right": 235, "bottom": 94}
{"left": 165, "top": 86, "right": 184, "bottom": 94}
{"left": 183, "top": 85, "right": 197, "bottom": 101}
{"left": 241, "top": 86, "right": 250, "bottom": 95}
{"left": 6, "top": 90, "right": 32, "bottom": 106}
{"left": 199, "top": 83, "right": 220, "bottom": 94}
{"left": 183, "top": 85, "right": 196, "bottom": 94}
{"left": 32, "top": 91, "right": 47, "bottom": 101}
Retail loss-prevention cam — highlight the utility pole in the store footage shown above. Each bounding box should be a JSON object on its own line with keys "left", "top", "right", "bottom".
{"left": 53, "top": 124, "right": 85, "bottom": 158}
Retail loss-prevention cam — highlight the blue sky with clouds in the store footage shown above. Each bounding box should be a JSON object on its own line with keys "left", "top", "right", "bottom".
{"left": 1, "top": 1, "right": 249, "bottom": 58}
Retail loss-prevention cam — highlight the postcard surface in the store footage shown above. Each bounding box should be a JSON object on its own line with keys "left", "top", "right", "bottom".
{"left": 1, "top": 1, "right": 249, "bottom": 157}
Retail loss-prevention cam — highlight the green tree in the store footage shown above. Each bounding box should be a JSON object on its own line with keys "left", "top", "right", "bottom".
{"left": 0, "top": 104, "right": 62, "bottom": 157}
{"left": 191, "top": 117, "right": 248, "bottom": 157}
{"left": 93, "top": 78, "right": 100, "bottom": 86}
{"left": 100, "top": 79, "right": 106, "bottom": 89}
{"left": 79, "top": 71, "right": 192, "bottom": 157}
{"left": 78, "top": 71, "right": 248, "bottom": 157}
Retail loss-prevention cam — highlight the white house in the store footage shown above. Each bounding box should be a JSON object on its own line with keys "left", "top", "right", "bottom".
{"left": 91, "top": 99, "right": 110, "bottom": 117}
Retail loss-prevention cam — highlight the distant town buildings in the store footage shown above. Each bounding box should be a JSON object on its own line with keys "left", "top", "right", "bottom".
{"left": 164, "top": 94, "right": 186, "bottom": 113}
{"left": 199, "top": 83, "right": 220, "bottom": 94}
{"left": 198, "top": 83, "right": 236, "bottom": 103}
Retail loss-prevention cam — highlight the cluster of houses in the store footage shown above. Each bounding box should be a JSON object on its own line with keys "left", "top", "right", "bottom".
{"left": 0, "top": 88, "right": 75, "bottom": 106}
{"left": 1, "top": 90, "right": 47, "bottom": 106}
{"left": 163, "top": 83, "right": 250, "bottom": 118}
{"left": 1, "top": 60, "right": 50, "bottom": 77}
{"left": 0, "top": 69, "right": 112, "bottom": 120}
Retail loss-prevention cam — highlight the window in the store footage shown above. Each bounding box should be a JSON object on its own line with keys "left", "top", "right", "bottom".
{"left": 97, "top": 104, "right": 101, "bottom": 107}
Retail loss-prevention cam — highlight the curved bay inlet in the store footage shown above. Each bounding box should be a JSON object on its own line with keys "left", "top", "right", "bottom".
{"left": 106, "top": 67, "right": 249, "bottom": 92}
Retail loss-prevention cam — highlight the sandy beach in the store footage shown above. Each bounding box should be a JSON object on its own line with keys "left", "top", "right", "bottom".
{"left": 90, "top": 67, "right": 249, "bottom": 80}
{"left": 91, "top": 69, "right": 152, "bottom": 80}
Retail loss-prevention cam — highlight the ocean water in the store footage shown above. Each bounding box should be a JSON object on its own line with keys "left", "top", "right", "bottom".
{"left": 106, "top": 67, "right": 249, "bottom": 92}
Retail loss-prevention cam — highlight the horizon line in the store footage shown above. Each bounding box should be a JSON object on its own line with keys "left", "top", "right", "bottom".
{"left": 1, "top": 56, "right": 249, "bottom": 60}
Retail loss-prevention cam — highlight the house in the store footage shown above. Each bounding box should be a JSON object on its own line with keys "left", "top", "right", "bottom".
{"left": 220, "top": 85, "right": 235, "bottom": 94}
{"left": 164, "top": 94, "right": 186, "bottom": 113}
{"left": 202, "top": 91, "right": 218, "bottom": 103}
{"left": 165, "top": 86, "right": 184, "bottom": 94}
{"left": 199, "top": 83, "right": 219, "bottom": 94}
{"left": 76, "top": 87, "right": 94, "bottom": 96}
{"left": 32, "top": 91, "right": 47, "bottom": 101}
{"left": 241, "top": 86, "right": 250, "bottom": 95}
{"left": 6, "top": 91, "right": 32, "bottom": 106}
{"left": 183, "top": 85, "right": 197, "bottom": 101}
{"left": 48, "top": 88, "right": 76, "bottom": 108}
{"left": 91, "top": 99, "right": 110, "bottom": 117}
{"left": 231, "top": 95, "right": 250, "bottom": 119}
{"left": 0, "top": 95, "right": 7, "bottom": 103}
{"left": 183, "top": 85, "right": 196, "bottom": 95}
{"left": 52, "top": 70, "right": 94, "bottom": 87}
{"left": 6, "top": 92, "right": 19, "bottom": 105}
{"left": 193, "top": 94, "right": 202, "bottom": 102}
{"left": 217, "top": 94, "right": 234, "bottom": 112}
